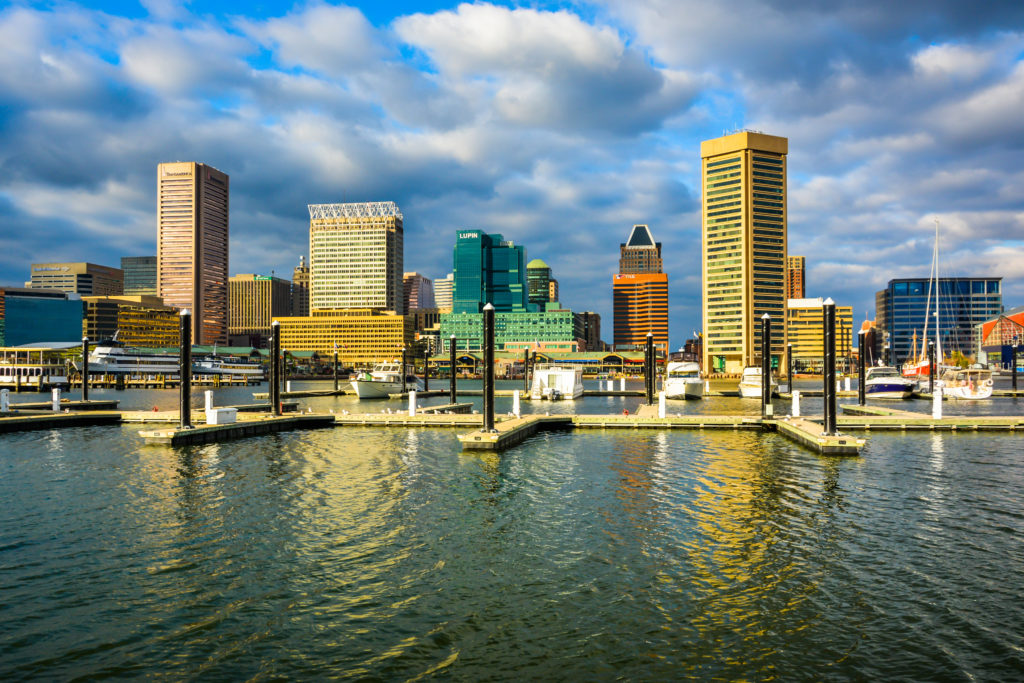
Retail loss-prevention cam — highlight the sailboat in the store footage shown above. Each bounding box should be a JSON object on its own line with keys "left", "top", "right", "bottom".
{"left": 902, "top": 219, "right": 943, "bottom": 379}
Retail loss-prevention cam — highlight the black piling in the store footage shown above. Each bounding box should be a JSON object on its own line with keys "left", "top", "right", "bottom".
{"left": 786, "top": 341, "right": 793, "bottom": 394}
{"left": 270, "top": 321, "right": 281, "bottom": 416}
{"left": 761, "top": 314, "right": 771, "bottom": 418}
{"left": 81, "top": 336, "right": 89, "bottom": 401}
{"left": 1013, "top": 344, "right": 1019, "bottom": 392}
{"left": 179, "top": 311, "right": 192, "bottom": 429}
{"left": 449, "top": 335, "right": 457, "bottom": 404}
{"left": 823, "top": 298, "right": 837, "bottom": 435}
{"left": 523, "top": 348, "right": 530, "bottom": 392}
{"left": 333, "top": 349, "right": 339, "bottom": 392}
{"left": 423, "top": 350, "right": 429, "bottom": 392}
{"left": 483, "top": 304, "right": 495, "bottom": 432}
{"left": 858, "top": 329, "right": 866, "bottom": 406}
{"left": 401, "top": 347, "right": 407, "bottom": 393}
{"left": 645, "top": 332, "right": 655, "bottom": 405}
{"left": 927, "top": 341, "right": 935, "bottom": 395}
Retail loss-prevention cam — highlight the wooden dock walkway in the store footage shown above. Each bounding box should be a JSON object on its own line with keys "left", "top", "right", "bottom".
{"left": 10, "top": 399, "right": 119, "bottom": 411}
{"left": 139, "top": 414, "right": 336, "bottom": 446}
{"left": 0, "top": 410, "right": 122, "bottom": 433}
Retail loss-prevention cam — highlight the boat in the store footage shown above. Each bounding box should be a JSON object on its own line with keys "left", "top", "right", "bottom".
{"left": 902, "top": 219, "right": 952, "bottom": 380}
{"left": 663, "top": 361, "right": 703, "bottom": 399}
{"left": 87, "top": 344, "right": 180, "bottom": 375}
{"left": 864, "top": 365, "right": 915, "bottom": 399}
{"left": 350, "top": 363, "right": 422, "bottom": 399}
{"left": 938, "top": 367, "right": 993, "bottom": 400}
{"left": 530, "top": 364, "right": 584, "bottom": 400}
{"left": 193, "top": 356, "right": 265, "bottom": 379}
{"left": 0, "top": 345, "right": 71, "bottom": 390}
{"left": 738, "top": 366, "right": 778, "bottom": 399}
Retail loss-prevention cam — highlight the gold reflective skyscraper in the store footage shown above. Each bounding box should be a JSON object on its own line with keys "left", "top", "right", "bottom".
{"left": 701, "top": 132, "right": 787, "bottom": 374}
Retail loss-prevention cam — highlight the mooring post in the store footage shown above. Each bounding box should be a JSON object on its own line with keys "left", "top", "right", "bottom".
{"left": 858, "top": 329, "right": 866, "bottom": 406}
{"left": 792, "top": 390, "right": 801, "bottom": 417}
{"left": 81, "top": 336, "right": 89, "bottom": 401}
{"left": 927, "top": 341, "right": 935, "bottom": 395}
{"left": 658, "top": 390, "right": 666, "bottom": 418}
{"left": 645, "top": 332, "right": 655, "bottom": 405}
{"left": 483, "top": 303, "right": 495, "bottom": 432}
{"left": 401, "top": 347, "right": 407, "bottom": 393}
{"left": 523, "top": 348, "right": 530, "bottom": 392}
{"left": 620, "top": 376, "right": 625, "bottom": 392}
{"left": 786, "top": 341, "right": 793, "bottom": 394}
{"left": 932, "top": 384, "right": 943, "bottom": 420}
{"left": 761, "top": 314, "right": 771, "bottom": 418}
{"left": 423, "top": 350, "right": 430, "bottom": 392}
{"left": 270, "top": 321, "right": 281, "bottom": 416}
{"left": 0, "top": 388, "right": 9, "bottom": 413}
{"left": 179, "top": 310, "right": 192, "bottom": 429}
{"left": 513, "top": 389, "right": 521, "bottom": 418}
{"left": 333, "top": 349, "right": 339, "bottom": 392}
{"left": 204, "top": 390, "right": 214, "bottom": 411}
{"left": 823, "top": 298, "right": 837, "bottom": 435}
{"left": 1012, "top": 345, "right": 1018, "bottom": 393}
{"left": 408, "top": 390, "right": 417, "bottom": 417}
{"left": 52, "top": 387, "right": 60, "bottom": 412}
{"left": 449, "top": 335, "right": 457, "bottom": 404}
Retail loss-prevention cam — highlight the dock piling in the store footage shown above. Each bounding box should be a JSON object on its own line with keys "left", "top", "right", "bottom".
{"left": 1013, "top": 344, "right": 1019, "bottom": 392}
{"left": 932, "top": 385, "right": 943, "bottom": 419}
{"left": 658, "top": 391, "right": 666, "bottom": 418}
{"left": 333, "top": 349, "right": 339, "bottom": 392}
{"left": 409, "top": 390, "right": 417, "bottom": 416}
{"left": 858, "top": 329, "right": 866, "bottom": 406}
{"left": 423, "top": 353, "right": 429, "bottom": 392}
{"left": 792, "top": 390, "right": 801, "bottom": 417}
{"left": 401, "top": 347, "right": 407, "bottom": 393}
{"left": 81, "top": 336, "right": 89, "bottom": 401}
{"left": 483, "top": 304, "right": 495, "bottom": 432}
{"left": 823, "top": 298, "right": 837, "bottom": 435}
{"left": 449, "top": 335, "right": 457, "bottom": 405}
{"left": 179, "top": 310, "right": 192, "bottom": 429}
{"left": 51, "top": 388, "right": 60, "bottom": 412}
{"left": 787, "top": 342, "right": 793, "bottom": 393}
{"left": 523, "top": 348, "right": 529, "bottom": 392}
{"left": 513, "top": 389, "right": 521, "bottom": 418}
{"left": 1, "top": 388, "right": 8, "bottom": 413}
{"left": 645, "top": 332, "right": 654, "bottom": 405}
{"left": 928, "top": 341, "right": 935, "bottom": 395}
{"left": 761, "top": 314, "right": 771, "bottom": 419}
{"left": 270, "top": 321, "right": 281, "bottom": 416}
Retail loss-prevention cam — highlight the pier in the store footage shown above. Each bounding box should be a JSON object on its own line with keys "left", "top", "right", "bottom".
{"left": 139, "top": 414, "right": 336, "bottom": 446}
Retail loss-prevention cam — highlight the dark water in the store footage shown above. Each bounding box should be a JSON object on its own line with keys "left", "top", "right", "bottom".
{"left": 2, "top": 384, "right": 1023, "bottom": 679}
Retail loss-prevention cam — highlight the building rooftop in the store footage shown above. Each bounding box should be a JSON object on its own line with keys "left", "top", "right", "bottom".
{"left": 624, "top": 224, "right": 655, "bottom": 248}
{"left": 307, "top": 202, "right": 402, "bottom": 220}
{"left": 527, "top": 259, "right": 549, "bottom": 269}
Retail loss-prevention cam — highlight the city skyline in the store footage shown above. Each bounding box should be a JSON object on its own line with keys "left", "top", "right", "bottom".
{"left": 1, "top": 1, "right": 1022, "bottom": 349}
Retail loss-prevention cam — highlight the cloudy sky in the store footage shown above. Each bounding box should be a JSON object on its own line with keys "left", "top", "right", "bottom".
{"left": 2, "top": 0, "right": 1023, "bottom": 347}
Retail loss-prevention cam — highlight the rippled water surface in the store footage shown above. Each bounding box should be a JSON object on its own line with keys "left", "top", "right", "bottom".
{"left": 2, "top": 384, "right": 1023, "bottom": 679}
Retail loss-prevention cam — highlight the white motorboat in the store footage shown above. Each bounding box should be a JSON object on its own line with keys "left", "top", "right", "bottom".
{"left": 530, "top": 364, "right": 584, "bottom": 400}
{"left": 738, "top": 366, "right": 778, "bottom": 398}
{"left": 663, "top": 361, "right": 703, "bottom": 399}
{"left": 938, "top": 367, "right": 993, "bottom": 400}
{"left": 88, "top": 345, "right": 180, "bottom": 375}
{"left": 193, "top": 356, "right": 265, "bottom": 379}
{"left": 864, "top": 365, "right": 915, "bottom": 399}
{"left": 350, "top": 363, "right": 422, "bottom": 399}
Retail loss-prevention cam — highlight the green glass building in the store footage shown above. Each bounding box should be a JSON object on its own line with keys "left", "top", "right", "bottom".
{"left": 452, "top": 230, "right": 532, "bottom": 314}
{"left": 443, "top": 303, "right": 577, "bottom": 351}
{"left": 526, "top": 259, "right": 551, "bottom": 306}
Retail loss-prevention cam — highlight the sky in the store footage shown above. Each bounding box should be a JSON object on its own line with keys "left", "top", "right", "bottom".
{"left": 1, "top": 0, "right": 1023, "bottom": 349}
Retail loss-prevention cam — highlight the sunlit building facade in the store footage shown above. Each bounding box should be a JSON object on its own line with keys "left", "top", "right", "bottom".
{"left": 786, "top": 255, "right": 805, "bottom": 299}
{"left": 786, "top": 298, "right": 854, "bottom": 372}
{"left": 701, "top": 132, "right": 788, "bottom": 374}
{"left": 274, "top": 309, "right": 413, "bottom": 366}
{"left": 229, "top": 274, "right": 292, "bottom": 347}
{"left": 29, "top": 262, "right": 123, "bottom": 296}
{"left": 613, "top": 224, "right": 668, "bottom": 355}
{"left": 156, "top": 161, "right": 229, "bottom": 344}
{"left": 291, "top": 256, "right": 310, "bottom": 317}
{"left": 121, "top": 256, "right": 157, "bottom": 296}
{"left": 82, "top": 295, "right": 179, "bottom": 348}
{"left": 309, "top": 202, "right": 404, "bottom": 313}
{"left": 403, "top": 272, "right": 435, "bottom": 311}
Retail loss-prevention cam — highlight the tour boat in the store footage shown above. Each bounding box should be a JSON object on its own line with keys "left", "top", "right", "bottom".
{"left": 663, "top": 361, "right": 704, "bottom": 399}
{"left": 193, "top": 356, "right": 265, "bottom": 379}
{"left": 0, "top": 346, "right": 70, "bottom": 390}
{"left": 530, "top": 364, "right": 584, "bottom": 400}
{"left": 864, "top": 365, "right": 915, "bottom": 399}
{"left": 938, "top": 367, "right": 993, "bottom": 400}
{"left": 88, "top": 345, "right": 180, "bottom": 375}
{"left": 738, "top": 366, "right": 778, "bottom": 399}
{"left": 350, "top": 363, "right": 422, "bottom": 399}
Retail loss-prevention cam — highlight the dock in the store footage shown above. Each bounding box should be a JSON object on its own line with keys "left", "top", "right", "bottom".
{"left": 139, "top": 414, "right": 336, "bottom": 446}
{"left": 10, "top": 399, "right": 119, "bottom": 411}
{"left": 252, "top": 389, "right": 352, "bottom": 399}
{"left": 0, "top": 410, "right": 122, "bottom": 433}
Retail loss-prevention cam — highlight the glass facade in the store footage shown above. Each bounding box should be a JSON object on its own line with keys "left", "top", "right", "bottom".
{"left": 526, "top": 259, "right": 551, "bottom": 306}
{"left": 440, "top": 309, "right": 576, "bottom": 351}
{"left": 880, "top": 277, "right": 1002, "bottom": 363}
{"left": 1, "top": 295, "right": 83, "bottom": 346}
{"left": 452, "top": 231, "right": 531, "bottom": 314}
{"left": 121, "top": 256, "right": 157, "bottom": 296}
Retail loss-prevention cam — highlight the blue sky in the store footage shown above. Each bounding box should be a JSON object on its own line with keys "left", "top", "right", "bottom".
{"left": 2, "top": 0, "right": 1023, "bottom": 348}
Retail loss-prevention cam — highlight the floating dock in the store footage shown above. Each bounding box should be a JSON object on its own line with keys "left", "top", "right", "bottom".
{"left": 139, "top": 414, "right": 336, "bottom": 446}
{"left": 10, "top": 399, "right": 119, "bottom": 411}
{"left": 0, "top": 410, "right": 122, "bottom": 433}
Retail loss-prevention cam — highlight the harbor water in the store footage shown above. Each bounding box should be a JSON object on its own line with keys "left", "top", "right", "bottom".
{"left": 2, "top": 381, "right": 1023, "bottom": 679}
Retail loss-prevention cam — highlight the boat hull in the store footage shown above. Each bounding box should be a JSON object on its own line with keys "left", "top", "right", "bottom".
{"left": 664, "top": 379, "right": 703, "bottom": 400}
{"left": 865, "top": 381, "right": 914, "bottom": 399}
{"left": 350, "top": 379, "right": 403, "bottom": 399}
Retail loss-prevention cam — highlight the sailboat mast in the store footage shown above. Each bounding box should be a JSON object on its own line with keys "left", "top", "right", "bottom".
{"left": 933, "top": 218, "right": 941, "bottom": 367}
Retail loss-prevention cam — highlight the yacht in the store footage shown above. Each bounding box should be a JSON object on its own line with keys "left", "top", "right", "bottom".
{"left": 193, "top": 356, "right": 265, "bottom": 379}
{"left": 938, "top": 367, "right": 994, "bottom": 400}
{"left": 663, "top": 361, "right": 703, "bottom": 399}
{"left": 351, "top": 363, "right": 422, "bottom": 399}
{"left": 738, "top": 366, "right": 778, "bottom": 399}
{"left": 864, "top": 366, "right": 915, "bottom": 399}
{"left": 530, "top": 364, "right": 584, "bottom": 400}
{"left": 88, "top": 345, "right": 180, "bottom": 375}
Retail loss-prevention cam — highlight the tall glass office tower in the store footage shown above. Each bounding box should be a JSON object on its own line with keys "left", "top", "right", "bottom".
{"left": 452, "top": 230, "right": 531, "bottom": 314}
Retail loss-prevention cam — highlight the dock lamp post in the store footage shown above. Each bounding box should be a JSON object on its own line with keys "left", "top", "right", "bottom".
{"left": 858, "top": 330, "right": 867, "bottom": 406}
{"left": 822, "top": 298, "right": 837, "bottom": 436}
{"left": 449, "top": 335, "right": 457, "bottom": 404}
{"left": 761, "top": 314, "right": 771, "bottom": 419}
{"left": 270, "top": 321, "right": 281, "bottom": 416}
{"left": 179, "top": 310, "right": 192, "bottom": 429}
{"left": 483, "top": 303, "right": 495, "bottom": 432}
{"left": 81, "top": 336, "right": 90, "bottom": 402}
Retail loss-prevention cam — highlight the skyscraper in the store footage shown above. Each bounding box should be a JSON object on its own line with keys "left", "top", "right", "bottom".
{"left": 228, "top": 274, "right": 292, "bottom": 347}
{"left": 451, "top": 230, "right": 530, "bottom": 314}
{"left": 403, "top": 272, "right": 435, "bottom": 311}
{"left": 526, "top": 259, "right": 552, "bottom": 306}
{"left": 291, "top": 256, "right": 310, "bottom": 317}
{"left": 121, "top": 256, "right": 157, "bottom": 296}
{"left": 434, "top": 273, "right": 454, "bottom": 313}
{"left": 157, "top": 161, "right": 229, "bottom": 344}
{"left": 308, "top": 202, "right": 403, "bottom": 313}
{"left": 786, "top": 255, "right": 805, "bottom": 299}
{"left": 619, "top": 225, "right": 662, "bottom": 273}
{"left": 613, "top": 224, "right": 668, "bottom": 355}
{"left": 701, "top": 132, "right": 787, "bottom": 374}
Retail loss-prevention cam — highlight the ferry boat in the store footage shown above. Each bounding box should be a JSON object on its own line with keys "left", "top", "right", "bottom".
{"left": 351, "top": 363, "right": 422, "bottom": 399}
{"left": 738, "top": 366, "right": 778, "bottom": 399}
{"left": 0, "top": 345, "right": 71, "bottom": 391}
{"left": 193, "top": 356, "right": 265, "bottom": 379}
{"left": 530, "top": 364, "right": 584, "bottom": 400}
{"left": 938, "top": 367, "right": 993, "bottom": 400}
{"left": 864, "top": 365, "right": 915, "bottom": 399}
{"left": 88, "top": 345, "right": 180, "bottom": 375}
{"left": 663, "top": 361, "right": 703, "bottom": 399}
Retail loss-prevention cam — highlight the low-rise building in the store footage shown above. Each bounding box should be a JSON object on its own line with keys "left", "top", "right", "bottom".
{"left": 786, "top": 298, "right": 854, "bottom": 373}
{"left": 0, "top": 287, "right": 83, "bottom": 346}
{"left": 440, "top": 303, "right": 580, "bottom": 352}
{"left": 273, "top": 309, "right": 414, "bottom": 366}
{"left": 82, "top": 295, "right": 179, "bottom": 347}
{"left": 29, "top": 262, "right": 123, "bottom": 296}
{"left": 229, "top": 274, "right": 292, "bottom": 348}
